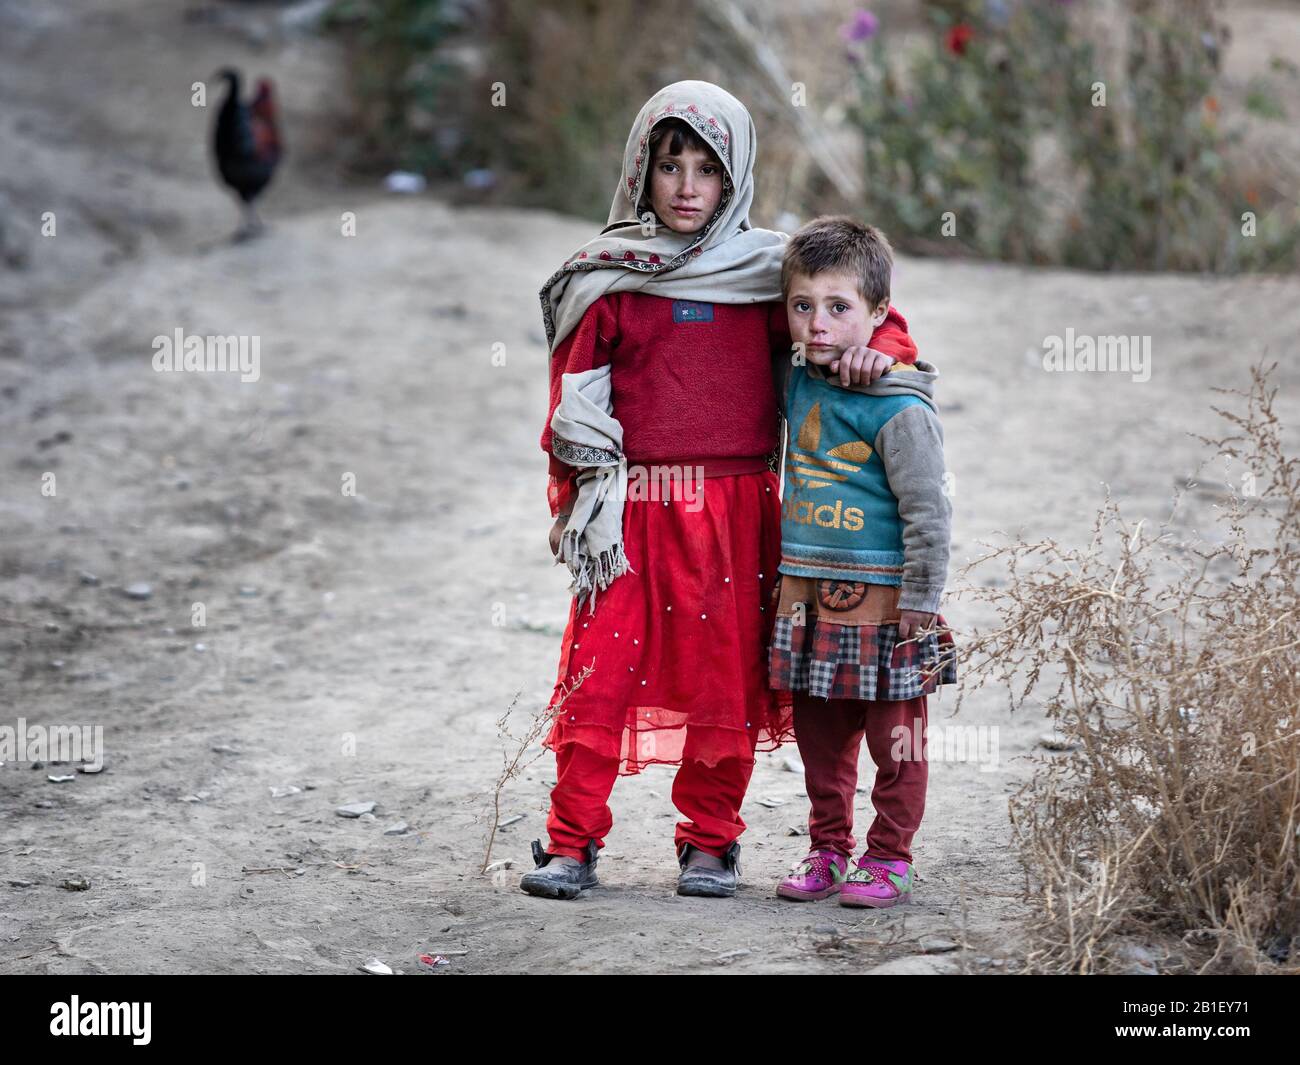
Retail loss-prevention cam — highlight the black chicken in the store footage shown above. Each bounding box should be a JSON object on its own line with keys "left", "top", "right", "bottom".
{"left": 212, "top": 68, "right": 283, "bottom": 239}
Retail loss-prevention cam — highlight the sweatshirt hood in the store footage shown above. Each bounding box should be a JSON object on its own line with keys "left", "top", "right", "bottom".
{"left": 807, "top": 358, "right": 940, "bottom": 411}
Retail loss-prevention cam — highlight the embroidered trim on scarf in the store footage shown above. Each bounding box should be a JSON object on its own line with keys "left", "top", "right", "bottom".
{"left": 551, "top": 435, "right": 622, "bottom": 466}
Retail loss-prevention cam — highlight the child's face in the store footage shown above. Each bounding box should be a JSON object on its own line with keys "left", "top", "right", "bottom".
{"left": 786, "top": 270, "right": 889, "bottom": 364}
{"left": 647, "top": 140, "right": 724, "bottom": 235}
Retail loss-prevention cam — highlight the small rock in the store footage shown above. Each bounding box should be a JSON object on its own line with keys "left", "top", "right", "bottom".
{"left": 61, "top": 876, "right": 91, "bottom": 891}
{"left": 238, "top": 585, "right": 260, "bottom": 598}
{"left": 1038, "top": 733, "right": 1077, "bottom": 752}
{"left": 211, "top": 744, "right": 240, "bottom": 755}
{"left": 269, "top": 785, "right": 301, "bottom": 798}
{"left": 123, "top": 582, "right": 153, "bottom": 600}
{"left": 79, "top": 571, "right": 100, "bottom": 586}
{"left": 8, "top": 879, "right": 36, "bottom": 888}
{"left": 384, "top": 821, "right": 410, "bottom": 835}
{"left": 34, "top": 800, "right": 54, "bottom": 809}
{"left": 77, "top": 763, "right": 104, "bottom": 774}
{"left": 814, "top": 923, "right": 837, "bottom": 935}
{"left": 1115, "top": 940, "right": 1158, "bottom": 975}
{"left": 336, "top": 801, "right": 377, "bottom": 818}
{"left": 782, "top": 755, "right": 805, "bottom": 774}
{"left": 47, "top": 774, "right": 76, "bottom": 783}
{"left": 920, "top": 936, "right": 960, "bottom": 954}
{"left": 384, "top": 171, "right": 426, "bottom": 194}
{"left": 361, "top": 958, "right": 393, "bottom": 975}
{"left": 786, "top": 825, "right": 807, "bottom": 836}
{"left": 44, "top": 621, "right": 59, "bottom": 633}
{"left": 717, "top": 949, "right": 750, "bottom": 962}
{"left": 498, "top": 814, "right": 524, "bottom": 829}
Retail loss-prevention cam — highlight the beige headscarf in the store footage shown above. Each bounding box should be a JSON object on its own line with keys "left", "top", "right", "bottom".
{"left": 543, "top": 81, "right": 787, "bottom": 615}
{"left": 539, "top": 80, "right": 787, "bottom": 353}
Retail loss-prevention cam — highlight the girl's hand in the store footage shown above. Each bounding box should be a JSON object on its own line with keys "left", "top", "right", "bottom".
{"left": 829, "top": 346, "right": 896, "bottom": 387}
{"left": 548, "top": 514, "right": 570, "bottom": 557}
{"left": 898, "top": 609, "right": 936, "bottom": 640}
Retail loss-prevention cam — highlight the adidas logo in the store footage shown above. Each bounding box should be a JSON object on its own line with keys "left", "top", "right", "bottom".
{"left": 789, "top": 401, "right": 873, "bottom": 490}
{"left": 783, "top": 402, "right": 870, "bottom": 531}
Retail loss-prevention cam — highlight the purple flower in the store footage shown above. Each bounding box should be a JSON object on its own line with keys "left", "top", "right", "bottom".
{"left": 841, "top": 9, "right": 879, "bottom": 43}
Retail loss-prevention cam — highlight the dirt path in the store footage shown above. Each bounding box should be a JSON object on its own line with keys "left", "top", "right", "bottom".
{"left": 2, "top": 0, "right": 1298, "bottom": 976}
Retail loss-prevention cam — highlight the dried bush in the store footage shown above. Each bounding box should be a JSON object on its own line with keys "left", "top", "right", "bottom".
{"left": 958, "top": 362, "right": 1298, "bottom": 973}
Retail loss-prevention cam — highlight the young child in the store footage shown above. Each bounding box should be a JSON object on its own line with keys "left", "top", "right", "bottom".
{"left": 522, "top": 84, "right": 920, "bottom": 902}
{"left": 769, "top": 216, "right": 957, "bottom": 908}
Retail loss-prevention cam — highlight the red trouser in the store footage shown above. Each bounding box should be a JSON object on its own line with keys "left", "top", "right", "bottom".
{"left": 545, "top": 740, "right": 757, "bottom": 862}
{"left": 792, "top": 692, "right": 928, "bottom": 864}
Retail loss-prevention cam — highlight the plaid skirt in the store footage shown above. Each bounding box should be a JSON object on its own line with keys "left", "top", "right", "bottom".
{"left": 768, "top": 574, "right": 957, "bottom": 701}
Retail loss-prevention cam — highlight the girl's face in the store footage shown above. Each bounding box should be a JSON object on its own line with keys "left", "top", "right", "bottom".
{"left": 647, "top": 139, "right": 725, "bottom": 235}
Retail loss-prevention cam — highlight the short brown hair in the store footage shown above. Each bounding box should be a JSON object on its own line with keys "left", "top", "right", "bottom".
{"left": 782, "top": 215, "right": 894, "bottom": 309}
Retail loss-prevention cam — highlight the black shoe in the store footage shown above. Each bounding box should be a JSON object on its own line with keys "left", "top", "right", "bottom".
{"left": 519, "top": 839, "right": 599, "bottom": 900}
{"left": 676, "top": 841, "right": 741, "bottom": 898}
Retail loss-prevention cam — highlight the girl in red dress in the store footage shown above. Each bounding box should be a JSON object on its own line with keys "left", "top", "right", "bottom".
{"left": 521, "top": 81, "right": 917, "bottom": 900}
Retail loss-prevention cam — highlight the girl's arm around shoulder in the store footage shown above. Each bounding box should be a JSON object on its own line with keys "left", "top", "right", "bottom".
{"left": 870, "top": 306, "right": 918, "bottom": 365}
{"left": 767, "top": 300, "right": 794, "bottom": 419}
{"left": 831, "top": 306, "right": 919, "bottom": 390}
{"left": 874, "top": 402, "right": 950, "bottom": 615}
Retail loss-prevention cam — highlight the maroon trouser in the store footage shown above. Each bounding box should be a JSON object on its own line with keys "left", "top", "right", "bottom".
{"left": 545, "top": 740, "right": 756, "bottom": 862}
{"left": 792, "top": 692, "right": 928, "bottom": 864}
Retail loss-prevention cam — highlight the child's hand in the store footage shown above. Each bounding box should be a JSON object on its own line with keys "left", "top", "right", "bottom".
{"left": 828, "top": 346, "right": 896, "bottom": 387}
{"left": 548, "top": 514, "right": 569, "bottom": 557}
{"left": 898, "top": 609, "right": 936, "bottom": 640}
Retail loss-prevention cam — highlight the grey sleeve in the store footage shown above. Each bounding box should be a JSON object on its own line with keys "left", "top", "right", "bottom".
{"left": 874, "top": 405, "right": 951, "bottom": 615}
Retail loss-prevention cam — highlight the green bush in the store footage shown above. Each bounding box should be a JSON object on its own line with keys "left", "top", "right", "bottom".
{"left": 325, "top": 0, "right": 466, "bottom": 175}
{"left": 845, "top": 0, "right": 1300, "bottom": 271}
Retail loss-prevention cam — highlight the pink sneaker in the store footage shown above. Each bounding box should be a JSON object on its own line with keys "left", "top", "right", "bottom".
{"left": 776, "top": 849, "right": 848, "bottom": 901}
{"left": 839, "top": 855, "right": 913, "bottom": 908}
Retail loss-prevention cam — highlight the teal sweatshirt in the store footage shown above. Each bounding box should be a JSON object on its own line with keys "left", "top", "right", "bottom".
{"left": 776, "top": 358, "right": 951, "bottom": 614}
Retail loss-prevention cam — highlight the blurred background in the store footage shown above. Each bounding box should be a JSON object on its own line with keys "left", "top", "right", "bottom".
{"left": 1, "top": 0, "right": 1297, "bottom": 975}
{"left": 325, "top": 0, "right": 1300, "bottom": 272}
{"left": 4, "top": 0, "right": 1299, "bottom": 309}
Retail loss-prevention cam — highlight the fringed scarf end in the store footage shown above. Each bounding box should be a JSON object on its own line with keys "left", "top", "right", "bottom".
{"left": 566, "top": 539, "right": 634, "bottom": 617}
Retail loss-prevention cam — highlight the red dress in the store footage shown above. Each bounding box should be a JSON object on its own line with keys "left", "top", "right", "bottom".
{"left": 541, "top": 292, "right": 916, "bottom": 774}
